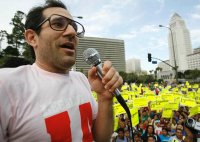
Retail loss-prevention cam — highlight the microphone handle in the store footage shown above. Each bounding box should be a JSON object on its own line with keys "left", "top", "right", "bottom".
{"left": 96, "top": 64, "right": 134, "bottom": 140}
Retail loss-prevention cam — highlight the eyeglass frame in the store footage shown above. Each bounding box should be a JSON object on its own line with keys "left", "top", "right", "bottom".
{"left": 35, "top": 14, "right": 85, "bottom": 38}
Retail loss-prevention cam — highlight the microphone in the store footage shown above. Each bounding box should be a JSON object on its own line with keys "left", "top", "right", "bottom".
{"left": 83, "top": 48, "right": 134, "bottom": 139}
{"left": 83, "top": 48, "right": 121, "bottom": 97}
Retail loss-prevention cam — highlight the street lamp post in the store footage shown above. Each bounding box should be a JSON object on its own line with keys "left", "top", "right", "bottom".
{"left": 73, "top": 16, "right": 83, "bottom": 19}
{"left": 159, "top": 24, "right": 178, "bottom": 82}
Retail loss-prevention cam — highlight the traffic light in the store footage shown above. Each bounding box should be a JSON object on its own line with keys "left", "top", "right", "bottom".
{"left": 148, "top": 53, "right": 152, "bottom": 62}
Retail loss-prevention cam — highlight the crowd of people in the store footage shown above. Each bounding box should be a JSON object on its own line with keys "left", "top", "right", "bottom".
{"left": 111, "top": 82, "right": 200, "bottom": 142}
{"left": 0, "top": 1, "right": 123, "bottom": 141}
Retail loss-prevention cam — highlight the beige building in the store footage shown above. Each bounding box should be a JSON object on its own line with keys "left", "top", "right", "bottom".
{"left": 187, "top": 51, "right": 200, "bottom": 70}
{"left": 73, "top": 36, "right": 126, "bottom": 75}
{"left": 158, "top": 60, "right": 170, "bottom": 71}
{"left": 157, "top": 60, "right": 174, "bottom": 81}
{"left": 193, "top": 47, "right": 200, "bottom": 53}
{"left": 168, "top": 13, "right": 192, "bottom": 71}
{"left": 126, "top": 58, "right": 141, "bottom": 73}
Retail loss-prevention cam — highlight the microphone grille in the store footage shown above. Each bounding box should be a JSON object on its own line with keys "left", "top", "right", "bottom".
{"left": 83, "top": 48, "right": 101, "bottom": 66}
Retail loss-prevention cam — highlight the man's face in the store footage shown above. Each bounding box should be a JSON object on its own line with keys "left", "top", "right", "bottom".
{"left": 176, "top": 129, "right": 183, "bottom": 140}
{"left": 34, "top": 7, "right": 78, "bottom": 73}
{"left": 139, "top": 123, "right": 143, "bottom": 128}
{"left": 162, "top": 129, "right": 167, "bottom": 136}
{"left": 156, "top": 122, "right": 160, "bottom": 127}
{"left": 124, "top": 130, "right": 129, "bottom": 137}
{"left": 134, "top": 135, "right": 140, "bottom": 142}
{"left": 176, "top": 124, "right": 183, "bottom": 130}
{"left": 147, "top": 126, "right": 153, "bottom": 134}
{"left": 118, "top": 131, "right": 124, "bottom": 139}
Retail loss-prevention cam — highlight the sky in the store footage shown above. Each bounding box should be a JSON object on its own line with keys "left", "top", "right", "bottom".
{"left": 0, "top": 0, "right": 200, "bottom": 72}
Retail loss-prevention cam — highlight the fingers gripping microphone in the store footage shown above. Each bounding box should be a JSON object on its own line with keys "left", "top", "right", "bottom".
{"left": 83, "top": 48, "right": 134, "bottom": 139}
{"left": 83, "top": 48, "right": 121, "bottom": 97}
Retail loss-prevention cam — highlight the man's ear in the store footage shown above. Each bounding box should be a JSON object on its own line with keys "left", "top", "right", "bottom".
{"left": 24, "top": 29, "right": 38, "bottom": 49}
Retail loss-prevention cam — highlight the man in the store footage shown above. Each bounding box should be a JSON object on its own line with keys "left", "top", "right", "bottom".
{"left": 158, "top": 128, "right": 170, "bottom": 142}
{"left": 147, "top": 135, "right": 156, "bottom": 142}
{"left": 0, "top": 0, "right": 123, "bottom": 142}
{"left": 112, "top": 128, "right": 128, "bottom": 142}
{"left": 169, "top": 128, "right": 185, "bottom": 142}
{"left": 133, "top": 132, "right": 142, "bottom": 142}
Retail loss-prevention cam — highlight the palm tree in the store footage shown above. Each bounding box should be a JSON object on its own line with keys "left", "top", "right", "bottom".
{"left": 156, "top": 67, "right": 162, "bottom": 72}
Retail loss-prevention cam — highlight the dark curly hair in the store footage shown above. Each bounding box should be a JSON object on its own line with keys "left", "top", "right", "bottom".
{"left": 25, "top": 0, "right": 67, "bottom": 60}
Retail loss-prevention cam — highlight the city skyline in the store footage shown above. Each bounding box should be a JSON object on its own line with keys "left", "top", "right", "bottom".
{"left": 0, "top": 0, "right": 200, "bottom": 72}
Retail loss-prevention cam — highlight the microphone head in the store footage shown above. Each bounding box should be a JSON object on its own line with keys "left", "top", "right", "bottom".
{"left": 83, "top": 48, "right": 101, "bottom": 66}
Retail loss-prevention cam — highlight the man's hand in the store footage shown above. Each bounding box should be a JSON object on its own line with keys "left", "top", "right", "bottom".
{"left": 88, "top": 60, "right": 123, "bottom": 100}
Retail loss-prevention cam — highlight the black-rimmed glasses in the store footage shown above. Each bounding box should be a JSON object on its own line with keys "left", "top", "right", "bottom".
{"left": 36, "top": 14, "right": 85, "bottom": 38}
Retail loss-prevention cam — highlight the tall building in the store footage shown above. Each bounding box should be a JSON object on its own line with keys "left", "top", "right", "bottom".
{"left": 74, "top": 36, "right": 125, "bottom": 75}
{"left": 126, "top": 58, "right": 141, "bottom": 73}
{"left": 168, "top": 13, "right": 192, "bottom": 71}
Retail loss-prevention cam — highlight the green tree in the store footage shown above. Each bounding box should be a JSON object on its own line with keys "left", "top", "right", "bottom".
{"left": 193, "top": 69, "right": 200, "bottom": 78}
{"left": 156, "top": 67, "right": 162, "bottom": 72}
{"left": 189, "top": 69, "right": 200, "bottom": 80}
{"left": 0, "top": 56, "right": 31, "bottom": 68}
{"left": 127, "top": 72, "right": 138, "bottom": 83}
{"left": 7, "top": 11, "right": 26, "bottom": 50}
{"left": 178, "top": 71, "right": 184, "bottom": 79}
{"left": 184, "top": 69, "right": 200, "bottom": 81}
{"left": 184, "top": 70, "right": 192, "bottom": 79}
{"left": 2, "top": 46, "right": 20, "bottom": 56}
{"left": 149, "top": 70, "right": 154, "bottom": 74}
{"left": 1, "top": 10, "right": 34, "bottom": 65}
{"left": 137, "top": 75, "right": 147, "bottom": 83}
{"left": 144, "top": 75, "right": 155, "bottom": 84}
{"left": 119, "top": 71, "right": 127, "bottom": 82}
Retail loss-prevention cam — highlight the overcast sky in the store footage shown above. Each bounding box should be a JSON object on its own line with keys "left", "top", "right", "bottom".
{"left": 1, "top": 0, "right": 200, "bottom": 72}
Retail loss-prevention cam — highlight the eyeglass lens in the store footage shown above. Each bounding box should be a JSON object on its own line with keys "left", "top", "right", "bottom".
{"left": 50, "top": 15, "right": 82, "bottom": 35}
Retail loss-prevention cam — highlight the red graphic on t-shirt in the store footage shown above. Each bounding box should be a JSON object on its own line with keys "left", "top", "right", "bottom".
{"left": 45, "top": 102, "right": 93, "bottom": 142}
{"left": 45, "top": 111, "right": 72, "bottom": 142}
{"left": 79, "top": 102, "right": 93, "bottom": 142}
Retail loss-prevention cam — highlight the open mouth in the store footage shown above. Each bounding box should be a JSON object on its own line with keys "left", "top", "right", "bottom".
{"left": 60, "top": 43, "right": 74, "bottom": 50}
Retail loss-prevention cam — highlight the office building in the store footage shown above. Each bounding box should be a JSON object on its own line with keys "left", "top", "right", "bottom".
{"left": 73, "top": 36, "right": 125, "bottom": 75}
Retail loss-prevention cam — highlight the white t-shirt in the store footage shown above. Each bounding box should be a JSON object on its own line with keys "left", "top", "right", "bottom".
{"left": 0, "top": 64, "right": 98, "bottom": 142}
{"left": 154, "top": 126, "right": 162, "bottom": 135}
{"left": 169, "top": 136, "right": 184, "bottom": 142}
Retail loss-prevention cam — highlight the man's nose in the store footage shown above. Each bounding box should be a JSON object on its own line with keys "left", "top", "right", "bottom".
{"left": 63, "top": 24, "right": 76, "bottom": 37}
